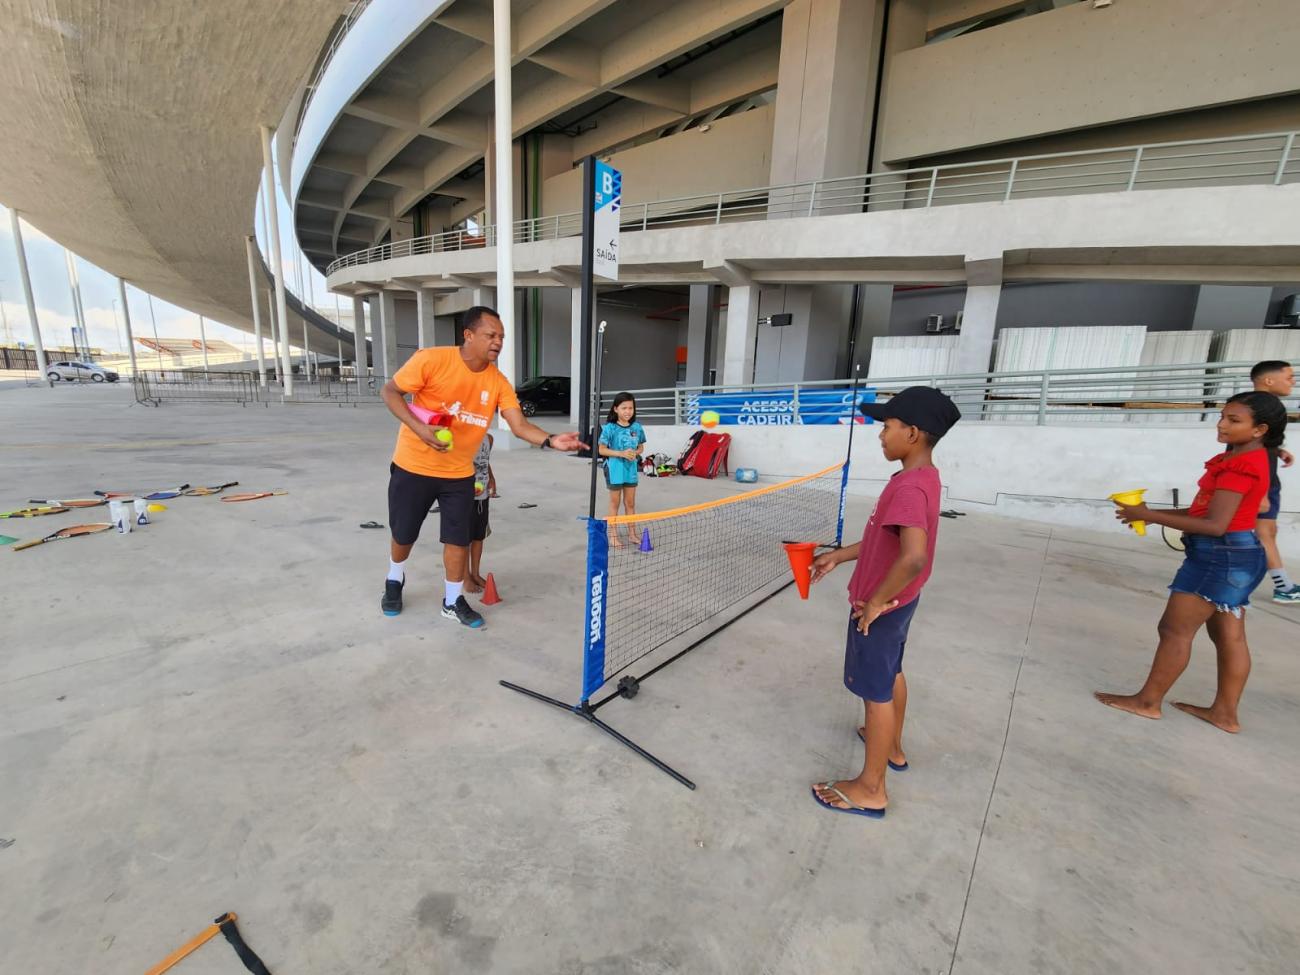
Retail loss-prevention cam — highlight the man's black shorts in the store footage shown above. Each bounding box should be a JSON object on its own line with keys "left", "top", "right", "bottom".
{"left": 388, "top": 463, "right": 475, "bottom": 547}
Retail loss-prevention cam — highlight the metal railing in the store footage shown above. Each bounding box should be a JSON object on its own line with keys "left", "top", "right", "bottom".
{"left": 327, "top": 130, "right": 1300, "bottom": 274}
{"left": 601, "top": 361, "right": 1281, "bottom": 428}
{"left": 294, "top": 0, "right": 374, "bottom": 142}
{"left": 133, "top": 369, "right": 391, "bottom": 407}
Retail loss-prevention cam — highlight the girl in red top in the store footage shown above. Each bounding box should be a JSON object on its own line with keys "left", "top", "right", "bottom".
{"left": 1096, "top": 392, "right": 1287, "bottom": 733}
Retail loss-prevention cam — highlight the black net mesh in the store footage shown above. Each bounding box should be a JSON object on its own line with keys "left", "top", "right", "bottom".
{"left": 595, "top": 463, "right": 844, "bottom": 692}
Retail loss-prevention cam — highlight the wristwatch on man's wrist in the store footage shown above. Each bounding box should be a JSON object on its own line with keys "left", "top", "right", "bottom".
{"left": 540, "top": 436, "right": 552, "bottom": 450}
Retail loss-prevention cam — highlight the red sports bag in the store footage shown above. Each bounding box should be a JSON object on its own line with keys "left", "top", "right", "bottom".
{"left": 678, "top": 432, "right": 731, "bottom": 479}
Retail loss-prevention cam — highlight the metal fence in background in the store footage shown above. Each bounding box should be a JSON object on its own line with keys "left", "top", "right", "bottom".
{"left": 133, "top": 369, "right": 391, "bottom": 407}
{"left": 603, "top": 361, "right": 1277, "bottom": 428}
{"left": 327, "top": 130, "right": 1300, "bottom": 273}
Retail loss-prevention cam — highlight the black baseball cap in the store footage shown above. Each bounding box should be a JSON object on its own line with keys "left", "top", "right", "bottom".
{"left": 860, "top": 386, "right": 961, "bottom": 438}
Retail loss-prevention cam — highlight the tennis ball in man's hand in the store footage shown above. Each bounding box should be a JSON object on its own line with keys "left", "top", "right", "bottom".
{"left": 475, "top": 481, "right": 485, "bottom": 492}
{"left": 701, "top": 410, "right": 720, "bottom": 429}
{"left": 435, "top": 429, "right": 453, "bottom": 446}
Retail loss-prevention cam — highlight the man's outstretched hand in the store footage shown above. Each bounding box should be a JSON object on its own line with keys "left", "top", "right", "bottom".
{"left": 546, "top": 432, "right": 588, "bottom": 452}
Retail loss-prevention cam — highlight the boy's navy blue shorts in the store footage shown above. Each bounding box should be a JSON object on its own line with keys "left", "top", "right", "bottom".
{"left": 843, "top": 597, "right": 919, "bottom": 703}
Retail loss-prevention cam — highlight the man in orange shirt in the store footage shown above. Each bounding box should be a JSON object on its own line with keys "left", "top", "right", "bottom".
{"left": 380, "top": 306, "right": 585, "bottom": 626}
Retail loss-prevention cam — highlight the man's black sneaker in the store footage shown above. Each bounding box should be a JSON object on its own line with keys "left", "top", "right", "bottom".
{"left": 441, "top": 595, "right": 484, "bottom": 628}
{"left": 381, "top": 578, "right": 404, "bottom": 617}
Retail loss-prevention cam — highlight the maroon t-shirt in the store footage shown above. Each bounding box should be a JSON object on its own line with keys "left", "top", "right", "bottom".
{"left": 847, "top": 466, "right": 942, "bottom": 612}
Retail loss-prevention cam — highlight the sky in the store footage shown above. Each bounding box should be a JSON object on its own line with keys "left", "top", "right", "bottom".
{"left": 0, "top": 148, "right": 342, "bottom": 361}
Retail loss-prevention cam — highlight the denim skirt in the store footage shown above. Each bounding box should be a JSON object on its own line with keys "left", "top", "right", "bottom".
{"left": 1169, "top": 531, "right": 1267, "bottom": 615}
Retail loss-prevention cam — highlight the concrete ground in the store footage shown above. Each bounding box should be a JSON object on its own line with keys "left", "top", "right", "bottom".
{"left": 2, "top": 383, "right": 1298, "bottom": 975}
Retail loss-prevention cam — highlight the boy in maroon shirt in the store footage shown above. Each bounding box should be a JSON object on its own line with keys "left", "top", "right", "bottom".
{"left": 808, "top": 386, "right": 961, "bottom": 819}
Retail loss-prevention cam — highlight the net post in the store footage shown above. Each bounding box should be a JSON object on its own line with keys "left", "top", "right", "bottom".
{"left": 837, "top": 364, "right": 862, "bottom": 546}
{"left": 580, "top": 514, "right": 610, "bottom": 701}
{"left": 587, "top": 320, "right": 608, "bottom": 519}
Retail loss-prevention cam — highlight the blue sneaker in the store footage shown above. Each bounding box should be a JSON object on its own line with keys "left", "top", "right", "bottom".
{"left": 381, "top": 578, "right": 403, "bottom": 616}
{"left": 1273, "top": 585, "right": 1300, "bottom": 605}
{"left": 442, "top": 595, "right": 484, "bottom": 628}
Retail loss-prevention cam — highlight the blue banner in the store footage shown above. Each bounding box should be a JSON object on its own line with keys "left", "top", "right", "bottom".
{"left": 581, "top": 517, "right": 611, "bottom": 701}
{"left": 684, "top": 387, "right": 875, "bottom": 426}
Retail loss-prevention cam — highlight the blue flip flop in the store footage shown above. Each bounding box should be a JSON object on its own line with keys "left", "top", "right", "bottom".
{"left": 855, "top": 729, "right": 909, "bottom": 771}
{"left": 811, "top": 783, "right": 886, "bottom": 819}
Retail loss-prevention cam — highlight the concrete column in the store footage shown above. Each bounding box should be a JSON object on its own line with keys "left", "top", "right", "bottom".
{"left": 415, "top": 288, "right": 434, "bottom": 347}
{"left": 722, "top": 285, "right": 760, "bottom": 386}
{"left": 1191, "top": 286, "right": 1273, "bottom": 330}
{"left": 954, "top": 288, "right": 1001, "bottom": 376}
{"left": 685, "top": 285, "right": 719, "bottom": 387}
{"left": 260, "top": 125, "right": 293, "bottom": 395}
{"left": 8, "top": 210, "right": 47, "bottom": 377}
{"left": 352, "top": 296, "right": 369, "bottom": 375}
{"left": 769, "top": 0, "right": 885, "bottom": 188}
{"left": 243, "top": 238, "right": 267, "bottom": 385}
{"left": 570, "top": 287, "right": 585, "bottom": 417}
{"left": 64, "top": 249, "right": 87, "bottom": 358}
{"left": 116, "top": 278, "right": 138, "bottom": 379}
{"left": 376, "top": 291, "right": 398, "bottom": 378}
{"left": 492, "top": 0, "right": 516, "bottom": 432}
{"left": 265, "top": 291, "right": 279, "bottom": 378}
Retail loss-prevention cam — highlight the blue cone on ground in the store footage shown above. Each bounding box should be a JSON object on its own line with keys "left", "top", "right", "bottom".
{"left": 639, "top": 529, "right": 653, "bottom": 553}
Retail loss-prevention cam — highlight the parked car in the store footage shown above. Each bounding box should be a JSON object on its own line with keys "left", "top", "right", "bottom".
{"left": 515, "top": 376, "right": 570, "bottom": 416}
{"left": 47, "top": 360, "right": 120, "bottom": 383}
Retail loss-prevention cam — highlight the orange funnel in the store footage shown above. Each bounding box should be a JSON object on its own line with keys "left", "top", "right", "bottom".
{"left": 783, "top": 541, "right": 818, "bottom": 599}
{"left": 1108, "top": 488, "right": 1148, "bottom": 536}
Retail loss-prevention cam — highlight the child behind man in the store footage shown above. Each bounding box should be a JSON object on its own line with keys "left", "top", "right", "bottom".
{"left": 464, "top": 433, "right": 495, "bottom": 595}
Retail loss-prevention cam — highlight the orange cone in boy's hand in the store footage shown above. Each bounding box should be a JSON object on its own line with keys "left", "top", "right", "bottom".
{"left": 783, "top": 541, "right": 818, "bottom": 599}
{"left": 482, "top": 573, "right": 502, "bottom": 605}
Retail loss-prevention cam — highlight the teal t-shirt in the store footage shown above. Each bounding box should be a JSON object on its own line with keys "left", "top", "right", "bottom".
{"left": 600, "top": 421, "right": 645, "bottom": 485}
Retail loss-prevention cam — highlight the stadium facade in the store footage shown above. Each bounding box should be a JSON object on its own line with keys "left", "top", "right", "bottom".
{"left": 1, "top": 0, "right": 1298, "bottom": 401}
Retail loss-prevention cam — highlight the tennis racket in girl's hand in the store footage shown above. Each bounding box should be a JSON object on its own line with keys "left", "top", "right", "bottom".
{"left": 1, "top": 506, "right": 71, "bottom": 518}
{"left": 13, "top": 523, "right": 113, "bottom": 551}
{"left": 27, "top": 497, "right": 107, "bottom": 508}
{"left": 220, "top": 491, "right": 288, "bottom": 502}
{"left": 182, "top": 482, "right": 240, "bottom": 496}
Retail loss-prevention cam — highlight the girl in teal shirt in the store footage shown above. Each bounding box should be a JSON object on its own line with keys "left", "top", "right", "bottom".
{"left": 599, "top": 392, "right": 646, "bottom": 547}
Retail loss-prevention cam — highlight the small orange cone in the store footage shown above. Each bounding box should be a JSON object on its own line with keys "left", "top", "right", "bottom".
{"left": 481, "top": 572, "right": 503, "bottom": 605}
{"left": 783, "top": 541, "right": 818, "bottom": 600}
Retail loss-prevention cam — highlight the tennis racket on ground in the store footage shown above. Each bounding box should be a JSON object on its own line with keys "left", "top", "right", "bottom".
{"left": 95, "top": 484, "right": 191, "bottom": 501}
{"left": 220, "top": 490, "right": 287, "bottom": 502}
{"left": 1, "top": 505, "right": 71, "bottom": 518}
{"left": 28, "top": 497, "right": 107, "bottom": 508}
{"left": 13, "top": 523, "right": 112, "bottom": 551}
{"left": 182, "top": 482, "right": 240, "bottom": 496}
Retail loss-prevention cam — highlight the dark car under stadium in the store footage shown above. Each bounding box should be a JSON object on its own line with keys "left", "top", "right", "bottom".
{"left": 515, "top": 376, "right": 570, "bottom": 416}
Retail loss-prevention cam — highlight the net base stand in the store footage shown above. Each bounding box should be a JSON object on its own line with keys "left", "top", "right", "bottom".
{"left": 498, "top": 680, "right": 696, "bottom": 790}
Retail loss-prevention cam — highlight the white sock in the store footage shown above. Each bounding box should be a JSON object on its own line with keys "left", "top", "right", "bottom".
{"left": 1270, "top": 568, "right": 1293, "bottom": 591}
{"left": 387, "top": 559, "right": 405, "bottom": 583}
{"left": 444, "top": 579, "right": 463, "bottom": 606}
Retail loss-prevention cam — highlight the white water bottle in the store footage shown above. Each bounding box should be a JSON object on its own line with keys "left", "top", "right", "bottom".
{"left": 109, "top": 499, "right": 132, "bottom": 534}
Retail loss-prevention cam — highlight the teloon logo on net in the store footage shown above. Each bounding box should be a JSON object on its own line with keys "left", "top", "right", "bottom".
{"left": 588, "top": 571, "right": 605, "bottom": 645}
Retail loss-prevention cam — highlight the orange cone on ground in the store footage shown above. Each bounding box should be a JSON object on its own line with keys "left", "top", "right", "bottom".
{"left": 481, "top": 572, "right": 503, "bottom": 605}
{"left": 1108, "top": 488, "right": 1148, "bottom": 536}
{"left": 783, "top": 541, "right": 818, "bottom": 599}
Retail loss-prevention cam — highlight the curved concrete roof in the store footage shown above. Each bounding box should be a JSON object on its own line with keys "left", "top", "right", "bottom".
{"left": 292, "top": 0, "right": 786, "bottom": 267}
{"left": 0, "top": 0, "right": 341, "bottom": 347}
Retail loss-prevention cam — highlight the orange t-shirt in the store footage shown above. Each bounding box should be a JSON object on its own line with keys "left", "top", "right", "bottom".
{"left": 391, "top": 348, "right": 520, "bottom": 478}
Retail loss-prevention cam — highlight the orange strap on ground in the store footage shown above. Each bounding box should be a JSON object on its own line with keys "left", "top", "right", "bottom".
{"left": 144, "top": 913, "right": 233, "bottom": 975}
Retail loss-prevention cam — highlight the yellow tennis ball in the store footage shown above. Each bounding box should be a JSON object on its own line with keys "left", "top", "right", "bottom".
{"left": 475, "top": 481, "right": 485, "bottom": 492}
{"left": 701, "top": 410, "right": 720, "bottom": 429}
{"left": 435, "top": 429, "right": 453, "bottom": 445}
